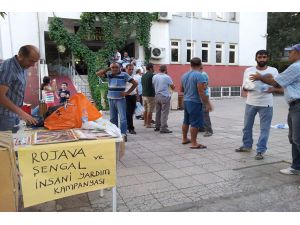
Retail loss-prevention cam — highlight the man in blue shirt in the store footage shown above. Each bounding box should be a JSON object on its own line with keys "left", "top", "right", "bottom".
{"left": 0, "top": 45, "right": 39, "bottom": 132}
{"left": 181, "top": 57, "right": 213, "bottom": 149}
{"left": 97, "top": 62, "right": 137, "bottom": 142}
{"left": 250, "top": 44, "right": 300, "bottom": 175}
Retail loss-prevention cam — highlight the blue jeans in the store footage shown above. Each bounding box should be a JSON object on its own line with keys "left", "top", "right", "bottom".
{"left": 0, "top": 115, "right": 19, "bottom": 133}
{"left": 288, "top": 102, "right": 300, "bottom": 170}
{"left": 242, "top": 104, "right": 273, "bottom": 153}
{"left": 109, "top": 98, "right": 127, "bottom": 135}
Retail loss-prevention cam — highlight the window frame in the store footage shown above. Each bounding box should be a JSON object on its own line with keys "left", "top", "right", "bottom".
{"left": 215, "top": 43, "right": 224, "bottom": 65}
{"left": 228, "top": 43, "right": 238, "bottom": 65}
{"left": 201, "top": 12, "right": 212, "bottom": 20}
{"left": 229, "top": 12, "right": 238, "bottom": 22}
{"left": 201, "top": 42, "right": 210, "bottom": 64}
{"left": 186, "top": 12, "right": 196, "bottom": 18}
{"left": 186, "top": 41, "right": 196, "bottom": 63}
{"left": 209, "top": 86, "right": 241, "bottom": 98}
{"left": 215, "top": 12, "right": 226, "bottom": 21}
{"left": 170, "top": 40, "right": 181, "bottom": 64}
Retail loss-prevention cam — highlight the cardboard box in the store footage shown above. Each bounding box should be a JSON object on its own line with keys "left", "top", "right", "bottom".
{"left": 115, "top": 140, "right": 125, "bottom": 161}
{"left": 0, "top": 131, "right": 19, "bottom": 211}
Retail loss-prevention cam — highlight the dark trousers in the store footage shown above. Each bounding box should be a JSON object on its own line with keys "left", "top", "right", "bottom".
{"left": 288, "top": 102, "right": 300, "bottom": 170}
{"left": 203, "top": 104, "right": 213, "bottom": 133}
{"left": 126, "top": 95, "right": 137, "bottom": 131}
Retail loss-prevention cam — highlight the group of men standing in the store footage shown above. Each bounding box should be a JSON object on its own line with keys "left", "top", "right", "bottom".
{"left": 96, "top": 62, "right": 176, "bottom": 141}
{"left": 1, "top": 44, "right": 300, "bottom": 178}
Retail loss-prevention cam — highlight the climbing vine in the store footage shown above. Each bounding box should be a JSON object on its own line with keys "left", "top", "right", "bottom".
{"left": 49, "top": 12, "right": 158, "bottom": 109}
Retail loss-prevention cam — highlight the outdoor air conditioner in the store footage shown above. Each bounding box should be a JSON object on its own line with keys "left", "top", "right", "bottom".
{"left": 151, "top": 47, "right": 166, "bottom": 59}
{"left": 158, "top": 12, "right": 172, "bottom": 21}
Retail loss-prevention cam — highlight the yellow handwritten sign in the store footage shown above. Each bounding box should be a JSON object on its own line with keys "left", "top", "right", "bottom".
{"left": 18, "top": 139, "right": 116, "bottom": 207}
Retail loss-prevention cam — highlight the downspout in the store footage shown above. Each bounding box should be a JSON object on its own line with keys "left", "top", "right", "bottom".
{"left": 36, "top": 12, "right": 42, "bottom": 100}
{"left": 190, "top": 12, "right": 193, "bottom": 58}
{"left": 7, "top": 12, "right": 14, "bottom": 56}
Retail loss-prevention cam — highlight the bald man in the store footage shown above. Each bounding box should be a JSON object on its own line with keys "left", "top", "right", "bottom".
{"left": 0, "top": 45, "right": 39, "bottom": 132}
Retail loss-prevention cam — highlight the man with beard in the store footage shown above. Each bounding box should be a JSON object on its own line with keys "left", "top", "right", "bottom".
{"left": 250, "top": 44, "right": 300, "bottom": 175}
{"left": 235, "top": 50, "right": 282, "bottom": 160}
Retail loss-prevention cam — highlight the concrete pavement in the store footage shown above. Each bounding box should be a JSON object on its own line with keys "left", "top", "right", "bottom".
{"left": 23, "top": 96, "right": 300, "bottom": 212}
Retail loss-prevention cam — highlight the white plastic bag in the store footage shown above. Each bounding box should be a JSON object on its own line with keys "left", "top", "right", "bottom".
{"left": 135, "top": 102, "right": 144, "bottom": 117}
{"left": 94, "top": 118, "right": 122, "bottom": 138}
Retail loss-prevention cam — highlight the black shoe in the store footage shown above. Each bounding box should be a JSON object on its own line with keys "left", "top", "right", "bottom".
{"left": 123, "top": 134, "right": 127, "bottom": 142}
{"left": 154, "top": 128, "right": 160, "bottom": 132}
{"left": 160, "top": 129, "right": 173, "bottom": 134}
{"left": 255, "top": 152, "right": 264, "bottom": 160}
{"left": 129, "top": 130, "right": 136, "bottom": 134}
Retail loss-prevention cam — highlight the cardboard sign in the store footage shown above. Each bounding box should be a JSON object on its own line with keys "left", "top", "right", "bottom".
{"left": 18, "top": 139, "right": 116, "bottom": 207}
{"left": 0, "top": 131, "right": 19, "bottom": 212}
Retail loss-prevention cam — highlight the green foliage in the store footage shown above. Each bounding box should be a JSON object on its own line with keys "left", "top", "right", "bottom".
{"left": 48, "top": 12, "right": 157, "bottom": 109}
{"left": 267, "top": 12, "right": 300, "bottom": 60}
{"left": 49, "top": 17, "right": 107, "bottom": 109}
{"left": 268, "top": 60, "right": 291, "bottom": 73}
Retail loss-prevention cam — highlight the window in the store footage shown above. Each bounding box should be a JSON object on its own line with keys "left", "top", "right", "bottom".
{"left": 170, "top": 40, "right": 180, "bottom": 63}
{"left": 201, "top": 42, "right": 210, "bottom": 63}
{"left": 210, "top": 87, "right": 221, "bottom": 98}
{"left": 186, "top": 41, "right": 195, "bottom": 63}
{"left": 231, "top": 86, "right": 241, "bottom": 96}
{"left": 229, "top": 12, "right": 237, "bottom": 22}
{"left": 216, "top": 43, "right": 224, "bottom": 64}
{"left": 186, "top": 12, "right": 196, "bottom": 17}
{"left": 229, "top": 44, "right": 238, "bottom": 64}
{"left": 202, "top": 12, "right": 212, "bottom": 19}
{"left": 209, "top": 86, "right": 241, "bottom": 98}
{"left": 173, "top": 12, "right": 183, "bottom": 16}
{"left": 216, "top": 12, "right": 225, "bottom": 20}
{"left": 222, "top": 87, "right": 230, "bottom": 97}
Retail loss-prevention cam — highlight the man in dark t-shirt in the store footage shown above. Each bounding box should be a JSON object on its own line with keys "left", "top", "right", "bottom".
{"left": 141, "top": 63, "right": 155, "bottom": 128}
{"left": 58, "top": 82, "right": 71, "bottom": 104}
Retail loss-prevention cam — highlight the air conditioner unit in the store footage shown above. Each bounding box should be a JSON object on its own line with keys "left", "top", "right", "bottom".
{"left": 158, "top": 12, "right": 172, "bottom": 21}
{"left": 151, "top": 47, "right": 166, "bottom": 59}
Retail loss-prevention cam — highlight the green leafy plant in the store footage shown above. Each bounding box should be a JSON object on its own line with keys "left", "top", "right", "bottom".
{"left": 49, "top": 12, "right": 158, "bottom": 109}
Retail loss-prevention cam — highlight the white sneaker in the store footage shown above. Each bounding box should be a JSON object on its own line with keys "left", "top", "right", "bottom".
{"left": 280, "top": 167, "right": 300, "bottom": 175}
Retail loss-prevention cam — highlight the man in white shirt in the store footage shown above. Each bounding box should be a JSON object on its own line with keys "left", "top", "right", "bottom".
{"left": 236, "top": 50, "right": 282, "bottom": 160}
{"left": 125, "top": 64, "right": 138, "bottom": 134}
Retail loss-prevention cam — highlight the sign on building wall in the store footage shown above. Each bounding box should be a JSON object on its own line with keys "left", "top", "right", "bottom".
{"left": 18, "top": 139, "right": 116, "bottom": 207}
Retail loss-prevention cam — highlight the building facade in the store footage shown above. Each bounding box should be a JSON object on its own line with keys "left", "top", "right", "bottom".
{"left": 0, "top": 12, "right": 268, "bottom": 105}
{"left": 149, "top": 12, "right": 268, "bottom": 98}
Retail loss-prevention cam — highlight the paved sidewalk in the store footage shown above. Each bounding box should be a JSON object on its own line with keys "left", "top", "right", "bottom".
{"left": 23, "top": 96, "right": 300, "bottom": 212}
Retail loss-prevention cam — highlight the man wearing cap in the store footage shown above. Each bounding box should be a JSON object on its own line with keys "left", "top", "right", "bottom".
{"left": 250, "top": 44, "right": 300, "bottom": 174}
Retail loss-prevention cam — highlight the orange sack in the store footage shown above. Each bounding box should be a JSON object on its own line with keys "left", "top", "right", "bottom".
{"left": 44, "top": 93, "right": 102, "bottom": 130}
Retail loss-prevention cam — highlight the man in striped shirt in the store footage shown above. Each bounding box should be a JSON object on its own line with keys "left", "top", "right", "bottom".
{"left": 97, "top": 62, "right": 137, "bottom": 141}
{"left": 0, "top": 45, "right": 39, "bottom": 132}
